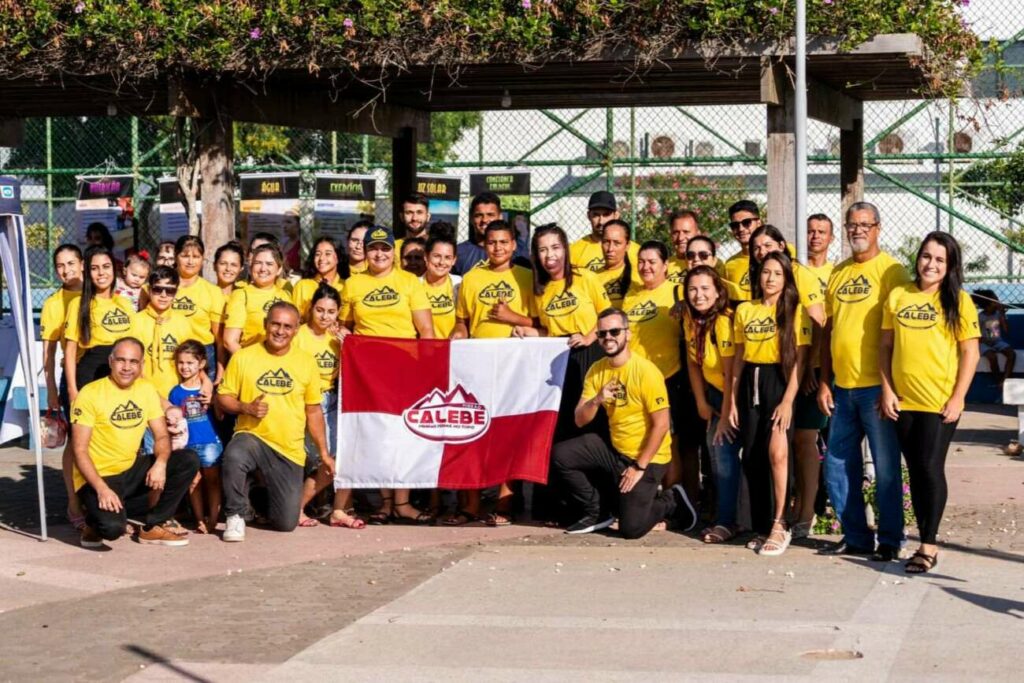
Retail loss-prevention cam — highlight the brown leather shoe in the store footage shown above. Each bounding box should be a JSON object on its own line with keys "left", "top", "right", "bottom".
{"left": 137, "top": 524, "right": 189, "bottom": 547}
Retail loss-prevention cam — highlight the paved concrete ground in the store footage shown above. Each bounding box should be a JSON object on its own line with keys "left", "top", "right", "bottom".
{"left": 1, "top": 404, "right": 1022, "bottom": 682}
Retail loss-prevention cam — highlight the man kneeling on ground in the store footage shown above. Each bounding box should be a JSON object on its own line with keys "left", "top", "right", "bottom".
{"left": 553, "top": 308, "right": 697, "bottom": 538}
{"left": 217, "top": 301, "right": 329, "bottom": 541}
{"left": 72, "top": 337, "right": 200, "bottom": 548}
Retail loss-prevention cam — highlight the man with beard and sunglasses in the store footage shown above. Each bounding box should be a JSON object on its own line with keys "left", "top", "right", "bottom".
{"left": 551, "top": 308, "right": 697, "bottom": 538}
{"left": 721, "top": 200, "right": 763, "bottom": 305}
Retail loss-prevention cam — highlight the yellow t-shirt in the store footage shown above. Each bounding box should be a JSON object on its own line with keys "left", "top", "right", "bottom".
{"left": 224, "top": 283, "right": 290, "bottom": 348}
{"left": 130, "top": 308, "right": 196, "bottom": 398}
{"left": 594, "top": 264, "right": 643, "bottom": 307}
{"left": 172, "top": 277, "right": 225, "bottom": 346}
{"left": 793, "top": 262, "right": 824, "bottom": 311}
{"left": 805, "top": 262, "right": 834, "bottom": 303}
{"left": 340, "top": 268, "right": 431, "bottom": 339}
{"left": 723, "top": 252, "right": 752, "bottom": 302}
{"left": 667, "top": 257, "right": 726, "bottom": 285}
{"left": 733, "top": 300, "right": 811, "bottom": 364}
{"left": 63, "top": 294, "right": 136, "bottom": 357}
{"left": 40, "top": 287, "right": 80, "bottom": 345}
{"left": 422, "top": 275, "right": 459, "bottom": 339}
{"left": 569, "top": 235, "right": 641, "bottom": 273}
{"left": 623, "top": 280, "right": 683, "bottom": 378}
{"left": 456, "top": 263, "right": 537, "bottom": 338}
{"left": 826, "top": 252, "right": 911, "bottom": 388}
{"left": 293, "top": 324, "right": 340, "bottom": 395}
{"left": 537, "top": 269, "right": 610, "bottom": 337}
{"left": 70, "top": 377, "right": 163, "bottom": 491}
{"left": 684, "top": 313, "right": 736, "bottom": 392}
{"left": 349, "top": 261, "right": 368, "bottom": 274}
{"left": 292, "top": 274, "right": 345, "bottom": 320}
{"left": 882, "top": 285, "right": 980, "bottom": 413}
{"left": 218, "top": 343, "right": 322, "bottom": 466}
{"left": 582, "top": 354, "right": 672, "bottom": 464}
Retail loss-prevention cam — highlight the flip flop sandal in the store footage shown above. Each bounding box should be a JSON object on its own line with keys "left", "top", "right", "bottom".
{"left": 390, "top": 502, "right": 435, "bottom": 526}
{"left": 703, "top": 524, "right": 736, "bottom": 544}
{"left": 329, "top": 510, "right": 366, "bottom": 529}
{"left": 442, "top": 510, "right": 479, "bottom": 526}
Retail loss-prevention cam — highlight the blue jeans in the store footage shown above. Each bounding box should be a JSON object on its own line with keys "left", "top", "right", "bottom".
{"left": 706, "top": 387, "right": 742, "bottom": 527}
{"left": 824, "top": 385, "right": 904, "bottom": 548}
{"left": 304, "top": 391, "right": 338, "bottom": 475}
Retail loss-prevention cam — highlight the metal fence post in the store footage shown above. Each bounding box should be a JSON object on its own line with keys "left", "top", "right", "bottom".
{"left": 46, "top": 117, "right": 53, "bottom": 281}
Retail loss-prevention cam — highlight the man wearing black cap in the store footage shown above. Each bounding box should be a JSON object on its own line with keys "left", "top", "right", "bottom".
{"left": 570, "top": 191, "right": 640, "bottom": 273}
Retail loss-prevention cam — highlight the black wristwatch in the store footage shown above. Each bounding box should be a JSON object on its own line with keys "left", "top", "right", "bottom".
{"left": 630, "top": 461, "right": 646, "bottom": 472}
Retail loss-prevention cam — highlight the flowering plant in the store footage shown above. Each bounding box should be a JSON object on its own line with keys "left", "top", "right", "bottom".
{"left": 813, "top": 464, "right": 916, "bottom": 536}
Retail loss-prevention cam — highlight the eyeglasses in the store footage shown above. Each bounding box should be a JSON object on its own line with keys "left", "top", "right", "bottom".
{"left": 729, "top": 217, "right": 758, "bottom": 231}
{"left": 596, "top": 328, "right": 625, "bottom": 339}
{"left": 686, "top": 250, "right": 713, "bottom": 260}
{"left": 151, "top": 285, "right": 178, "bottom": 296}
{"left": 844, "top": 222, "right": 878, "bottom": 233}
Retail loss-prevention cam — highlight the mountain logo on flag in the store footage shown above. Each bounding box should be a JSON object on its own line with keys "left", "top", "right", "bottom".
{"left": 110, "top": 400, "right": 145, "bottom": 429}
{"left": 545, "top": 290, "right": 579, "bottom": 317}
{"left": 363, "top": 286, "right": 401, "bottom": 307}
{"left": 896, "top": 302, "right": 938, "bottom": 329}
{"left": 478, "top": 281, "right": 517, "bottom": 304}
{"left": 256, "top": 368, "right": 295, "bottom": 395}
{"left": 403, "top": 383, "right": 491, "bottom": 443}
{"left": 836, "top": 274, "right": 872, "bottom": 303}
{"left": 626, "top": 300, "right": 658, "bottom": 323}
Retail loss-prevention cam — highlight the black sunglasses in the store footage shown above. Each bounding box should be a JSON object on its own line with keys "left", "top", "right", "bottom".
{"left": 728, "top": 217, "right": 758, "bottom": 231}
{"left": 596, "top": 327, "right": 625, "bottom": 339}
{"left": 686, "top": 250, "right": 712, "bottom": 260}
{"left": 151, "top": 285, "right": 178, "bottom": 296}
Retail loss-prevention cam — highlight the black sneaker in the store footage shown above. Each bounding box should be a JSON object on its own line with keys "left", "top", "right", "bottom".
{"left": 671, "top": 484, "right": 697, "bottom": 532}
{"left": 565, "top": 515, "right": 614, "bottom": 535}
{"left": 818, "top": 538, "right": 874, "bottom": 556}
{"left": 871, "top": 543, "right": 900, "bottom": 562}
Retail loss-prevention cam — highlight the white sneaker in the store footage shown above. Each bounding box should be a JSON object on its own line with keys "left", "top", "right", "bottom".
{"left": 223, "top": 514, "right": 246, "bottom": 542}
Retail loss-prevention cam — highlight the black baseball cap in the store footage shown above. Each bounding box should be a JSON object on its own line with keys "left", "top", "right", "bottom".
{"left": 588, "top": 191, "right": 617, "bottom": 212}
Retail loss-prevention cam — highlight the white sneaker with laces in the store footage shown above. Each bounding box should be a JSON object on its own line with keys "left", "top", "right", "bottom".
{"left": 223, "top": 514, "right": 246, "bottom": 542}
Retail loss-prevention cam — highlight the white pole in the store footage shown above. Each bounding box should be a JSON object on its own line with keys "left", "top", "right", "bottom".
{"left": 795, "top": 0, "right": 808, "bottom": 264}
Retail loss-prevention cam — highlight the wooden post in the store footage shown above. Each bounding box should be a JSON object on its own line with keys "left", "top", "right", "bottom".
{"left": 839, "top": 101, "right": 865, "bottom": 258}
{"left": 391, "top": 126, "right": 417, "bottom": 232}
{"left": 766, "top": 84, "right": 796, "bottom": 244}
{"left": 198, "top": 115, "right": 234, "bottom": 277}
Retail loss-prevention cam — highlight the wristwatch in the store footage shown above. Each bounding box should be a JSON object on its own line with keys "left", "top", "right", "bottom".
{"left": 629, "top": 461, "right": 646, "bottom": 472}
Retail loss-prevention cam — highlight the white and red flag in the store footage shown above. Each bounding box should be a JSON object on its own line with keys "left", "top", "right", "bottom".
{"left": 335, "top": 336, "right": 569, "bottom": 489}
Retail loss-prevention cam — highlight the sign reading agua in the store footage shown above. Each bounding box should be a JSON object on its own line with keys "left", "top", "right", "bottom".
{"left": 403, "top": 384, "right": 491, "bottom": 443}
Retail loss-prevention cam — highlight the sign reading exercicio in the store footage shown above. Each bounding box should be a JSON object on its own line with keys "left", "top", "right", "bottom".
{"left": 313, "top": 174, "right": 375, "bottom": 240}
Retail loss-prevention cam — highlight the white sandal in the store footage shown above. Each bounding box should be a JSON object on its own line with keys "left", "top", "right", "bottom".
{"left": 759, "top": 520, "right": 792, "bottom": 557}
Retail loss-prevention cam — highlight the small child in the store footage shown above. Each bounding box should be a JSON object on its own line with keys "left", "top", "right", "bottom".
{"left": 156, "top": 241, "right": 176, "bottom": 268}
{"left": 114, "top": 252, "right": 151, "bottom": 311}
{"left": 170, "top": 341, "right": 223, "bottom": 534}
{"left": 974, "top": 289, "right": 1016, "bottom": 386}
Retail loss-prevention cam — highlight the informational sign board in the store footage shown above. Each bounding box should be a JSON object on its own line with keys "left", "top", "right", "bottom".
{"left": 468, "top": 170, "right": 531, "bottom": 245}
{"left": 313, "top": 174, "right": 375, "bottom": 240}
{"left": 75, "top": 175, "right": 134, "bottom": 258}
{"left": 416, "top": 173, "right": 461, "bottom": 235}
{"left": 238, "top": 172, "right": 303, "bottom": 269}
{"left": 158, "top": 177, "right": 202, "bottom": 243}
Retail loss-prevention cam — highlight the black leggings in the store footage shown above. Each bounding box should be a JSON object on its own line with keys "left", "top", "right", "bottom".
{"left": 737, "top": 362, "right": 793, "bottom": 536}
{"left": 895, "top": 411, "right": 958, "bottom": 545}
{"left": 553, "top": 341, "right": 608, "bottom": 443}
{"left": 75, "top": 344, "right": 114, "bottom": 392}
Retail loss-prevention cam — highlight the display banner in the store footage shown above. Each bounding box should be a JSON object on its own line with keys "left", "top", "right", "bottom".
{"left": 75, "top": 175, "right": 134, "bottom": 257}
{"left": 158, "top": 177, "right": 202, "bottom": 243}
{"left": 468, "top": 170, "right": 531, "bottom": 245}
{"left": 238, "top": 172, "right": 302, "bottom": 268}
{"left": 313, "top": 173, "right": 375, "bottom": 240}
{"left": 416, "top": 173, "right": 461, "bottom": 235}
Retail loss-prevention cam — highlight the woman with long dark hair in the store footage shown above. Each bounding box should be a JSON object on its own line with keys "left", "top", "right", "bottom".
{"left": 879, "top": 232, "right": 979, "bottom": 573}
{"left": 594, "top": 220, "right": 640, "bottom": 307}
{"left": 728, "top": 251, "right": 810, "bottom": 556}
{"left": 173, "top": 235, "right": 227, "bottom": 381}
{"left": 293, "top": 236, "right": 348, "bottom": 320}
{"left": 214, "top": 241, "right": 245, "bottom": 300}
{"left": 683, "top": 265, "right": 742, "bottom": 543}
{"left": 63, "top": 246, "right": 136, "bottom": 403}
{"left": 421, "top": 223, "right": 461, "bottom": 339}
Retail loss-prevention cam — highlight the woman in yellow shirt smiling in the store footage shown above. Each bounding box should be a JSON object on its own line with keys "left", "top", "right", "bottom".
{"left": 292, "top": 236, "right": 347, "bottom": 320}
{"left": 346, "top": 221, "right": 371, "bottom": 275}
{"left": 420, "top": 224, "right": 461, "bottom": 339}
{"left": 879, "top": 232, "right": 979, "bottom": 574}
{"left": 223, "top": 243, "right": 291, "bottom": 354}
{"left": 729, "top": 251, "right": 810, "bottom": 557}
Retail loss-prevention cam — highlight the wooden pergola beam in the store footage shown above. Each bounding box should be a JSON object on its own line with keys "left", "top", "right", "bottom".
{"left": 169, "top": 79, "right": 432, "bottom": 142}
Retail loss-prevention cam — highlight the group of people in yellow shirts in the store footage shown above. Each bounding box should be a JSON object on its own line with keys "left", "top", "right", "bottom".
{"left": 41, "top": 190, "right": 979, "bottom": 573}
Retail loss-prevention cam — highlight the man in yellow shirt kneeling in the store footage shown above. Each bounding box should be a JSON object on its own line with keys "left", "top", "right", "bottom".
{"left": 551, "top": 308, "right": 697, "bottom": 538}
{"left": 71, "top": 338, "right": 200, "bottom": 548}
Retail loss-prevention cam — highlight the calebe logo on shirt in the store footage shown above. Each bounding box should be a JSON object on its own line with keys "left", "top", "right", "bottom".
{"left": 172, "top": 295, "right": 197, "bottom": 316}
{"left": 100, "top": 307, "right": 132, "bottom": 332}
{"left": 545, "top": 290, "right": 579, "bottom": 317}
{"left": 744, "top": 317, "right": 777, "bottom": 341}
{"left": 428, "top": 292, "right": 454, "bottom": 314}
{"left": 584, "top": 257, "right": 605, "bottom": 272}
{"left": 256, "top": 368, "right": 294, "bottom": 395}
{"left": 363, "top": 286, "right": 401, "bottom": 307}
{"left": 110, "top": 400, "right": 145, "bottom": 429}
{"left": 896, "top": 302, "right": 939, "bottom": 329}
{"left": 626, "top": 300, "right": 658, "bottom": 323}
{"left": 314, "top": 350, "right": 338, "bottom": 372}
{"left": 158, "top": 333, "right": 179, "bottom": 356}
{"left": 478, "top": 281, "right": 517, "bottom": 304}
{"left": 603, "top": 280, "right": 624, "bottom": 299}
{"left": 836, "top": 275, "right": 872, "bottom": 303}
{"left": 262, "top": 296, "right": 284, "bottom": 312}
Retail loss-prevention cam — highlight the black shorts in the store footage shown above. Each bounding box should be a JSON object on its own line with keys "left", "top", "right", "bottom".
{"left": 795, "top": 368, "right": 828, "bottom": 431}
{"left": 666, "top": 370, "right": 706, "bottom": 449}
{"left": 75, "top": 345, "right": 114, "bottom": 391}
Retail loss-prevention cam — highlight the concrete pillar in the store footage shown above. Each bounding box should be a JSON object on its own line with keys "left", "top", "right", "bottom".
{"left": 839, "top": 102, "right": 865, "bottom": 258}
{"left": 766, "top": 85, "right": 796, "bottom": 244}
